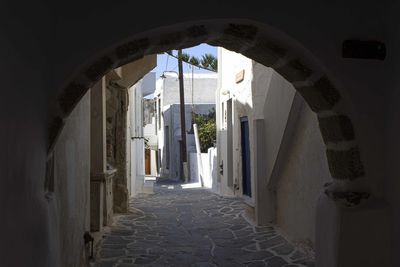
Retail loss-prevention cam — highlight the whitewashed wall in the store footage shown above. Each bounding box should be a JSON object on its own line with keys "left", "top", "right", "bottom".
{"left": 217, "top": 48, "right": 253, "bottom": 197}
{"left": 127, "top": 73, "right": 155, "bottom": 196}
{"left": 189, "top": 147, "right": 217, "bottom": 189}
{"left": 53, "top": 91, "right": 91, "bottom": 267}
{"left": 155, "top": 73, "right": 217, "bottom": 181}
{"left": 160, "top": 104, "right": 215, "bottom": 180}
{"left": 217, "top": 47, "right": 332, "bottom": 250}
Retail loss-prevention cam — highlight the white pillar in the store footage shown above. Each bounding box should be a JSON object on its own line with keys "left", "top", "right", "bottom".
{"left": 193, "top": 124, "right": 204, "bottom": 187}
{"left": 253, "top": 119, "right": 275, "bottom": 226}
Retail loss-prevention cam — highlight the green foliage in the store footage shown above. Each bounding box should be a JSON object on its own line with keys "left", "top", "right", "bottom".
{"left": 200, "top": 54, "right": 218, "bottom": 71}
{"left": 193, "top": 108, "right": 216, "bottom": 153}
{"left": 210, "top": 58, "right": 217, "bottom": 71}
{"left": 164, "top": 51, "right": 218, "bottom": 72}
{"left": 189, "top": 56, "right": 200, "bottom": 66}
{"left": 179, "top": 52, "right": 190, "bottom": 62}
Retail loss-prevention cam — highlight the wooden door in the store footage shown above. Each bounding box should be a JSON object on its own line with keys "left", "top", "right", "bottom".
{"left": 145, "top": 149, "right": 151, "bottom": 175}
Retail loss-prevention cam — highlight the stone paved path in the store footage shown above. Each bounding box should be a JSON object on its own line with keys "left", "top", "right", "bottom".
{"left": 93, "top": 182, "right": 314, "bottom": 267}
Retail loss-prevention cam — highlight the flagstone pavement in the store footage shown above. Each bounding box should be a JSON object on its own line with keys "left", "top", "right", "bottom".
{"left": 93, "top": 181, "right": 314, "bottom": 267}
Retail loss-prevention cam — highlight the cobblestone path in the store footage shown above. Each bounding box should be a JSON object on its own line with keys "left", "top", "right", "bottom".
{"left": 93, "top": 182, "right": 314, "bottom": 267}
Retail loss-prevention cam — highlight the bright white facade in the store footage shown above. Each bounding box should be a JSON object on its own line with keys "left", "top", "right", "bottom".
{"left": 127, "top": 72, "right": 156, "bottom": 196}
{"left": 154, "top": 72, "right": 217, "bottom": 180}
{"left": 216, "top": 48, "right": 331, "bottom": 252}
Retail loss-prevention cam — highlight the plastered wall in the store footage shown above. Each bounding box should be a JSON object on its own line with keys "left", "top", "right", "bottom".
{"left": 53, "top": 92, "right": 91, "bottom": 266}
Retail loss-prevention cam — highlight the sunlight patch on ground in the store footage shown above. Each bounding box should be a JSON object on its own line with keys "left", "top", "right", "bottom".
{"left": 181, "top": 182, "right": 202, "bottom": 189}
{"left": 145, "top": 176, "right": 157, "bottom": 181}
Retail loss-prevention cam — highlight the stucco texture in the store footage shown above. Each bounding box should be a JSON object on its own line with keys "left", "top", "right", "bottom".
{"left": 53, "top": 91, "right": 91, "bottom": 266}
{"left": 275, "top": 101, "right": 331, "bottom": 249}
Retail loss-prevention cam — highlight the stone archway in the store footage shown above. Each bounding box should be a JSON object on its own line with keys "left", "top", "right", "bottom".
{"left": 49, "top": 19, "right": 368, "bottom": 207}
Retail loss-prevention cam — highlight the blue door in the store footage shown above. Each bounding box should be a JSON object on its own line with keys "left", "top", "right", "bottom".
{"left": 240, "top": 117, "right": 252, "bottom": 197}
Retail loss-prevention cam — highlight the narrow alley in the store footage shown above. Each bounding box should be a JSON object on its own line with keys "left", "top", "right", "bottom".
{"left": 3, "top": 3, "right": 398, "bottom": 267}
{"left": 93, "top": 181, "right": 314, "bottom": 267}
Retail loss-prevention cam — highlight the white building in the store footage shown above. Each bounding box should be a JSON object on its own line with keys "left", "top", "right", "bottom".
{"left": 216, "top": 47, "right": 331, "bottom": 253}
{"left": 154, "top": 72, "right": 217, "bottom": 180}
{"left": 143, "top": 119, "right": 158, "bottom": 176}
{"left": 127, "top": 72, "right": 156, "bottom": 196}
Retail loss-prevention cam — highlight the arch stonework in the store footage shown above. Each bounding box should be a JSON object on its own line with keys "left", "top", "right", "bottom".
{"left": 49, "top": 20, "right": 369, "bottom": 206}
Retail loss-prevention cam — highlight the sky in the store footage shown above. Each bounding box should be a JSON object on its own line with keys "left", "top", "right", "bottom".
{"left": 150, "top": 43, "right": 217, "bottom": 79}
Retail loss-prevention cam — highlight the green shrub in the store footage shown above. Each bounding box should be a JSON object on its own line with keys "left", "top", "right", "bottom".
{"left": 193, "top": 108, "right": 216, "bottom": 153}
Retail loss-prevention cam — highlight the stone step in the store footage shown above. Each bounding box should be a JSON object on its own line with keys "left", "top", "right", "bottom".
{"left": 143, "top": 178, "right": 155, "bottom": 194}
{"left": 243, "top": 198, "right": 256, "bottom": 226}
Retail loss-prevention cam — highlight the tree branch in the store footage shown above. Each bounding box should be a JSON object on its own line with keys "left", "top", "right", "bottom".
{"left": 165, "top": 51, "right": 217, "bottom": 73}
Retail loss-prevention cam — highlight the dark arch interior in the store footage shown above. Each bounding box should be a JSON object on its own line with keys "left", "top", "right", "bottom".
{"left": 50, "top": 20, "right": 366, "bottom": 205}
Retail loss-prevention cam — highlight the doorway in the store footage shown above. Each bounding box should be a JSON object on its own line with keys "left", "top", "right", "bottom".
{"left": 227, "top": 99, "right": 233, "bottom": 188}
{"left": 240, "top": 116, "right": 251, "bottom": 197}
{"left": 145, "top": 149, "right": 151, "bottom": 175}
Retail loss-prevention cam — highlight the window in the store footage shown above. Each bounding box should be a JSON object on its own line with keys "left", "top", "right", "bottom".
{"left": 158, "top": 98, "right": 161, "bottom": 130}
{"left": 165, "top": 126, "right": 169, "bottom": 169}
